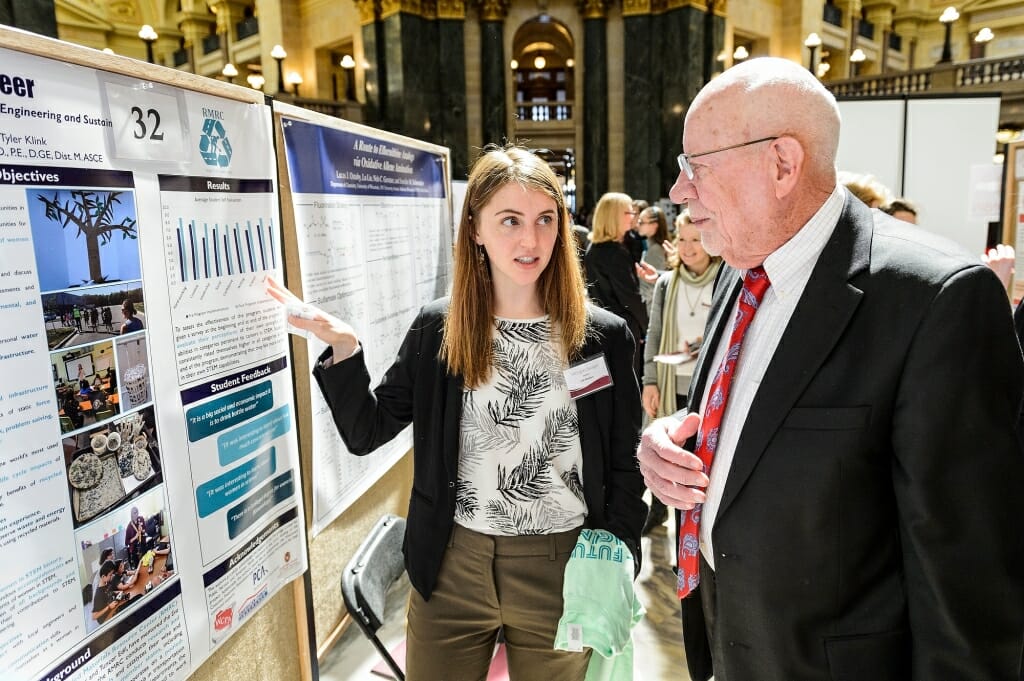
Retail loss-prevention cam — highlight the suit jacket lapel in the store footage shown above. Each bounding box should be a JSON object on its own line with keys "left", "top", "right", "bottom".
{"left": 716, "top": 194, "right": 873, "bottom": 518}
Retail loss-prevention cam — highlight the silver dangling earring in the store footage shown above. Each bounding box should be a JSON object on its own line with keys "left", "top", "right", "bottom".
{"left": 477, "top": 244, "right": 489, "bottom": 278}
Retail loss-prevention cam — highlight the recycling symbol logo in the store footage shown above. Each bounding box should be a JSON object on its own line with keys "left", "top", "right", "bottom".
{"left": 199, "top": 118, "right": 233, "bottom": 167}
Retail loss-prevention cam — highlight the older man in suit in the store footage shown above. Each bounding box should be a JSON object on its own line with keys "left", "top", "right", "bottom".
{"left": 638, "top": 57, "right": 1024, "bottom": 680}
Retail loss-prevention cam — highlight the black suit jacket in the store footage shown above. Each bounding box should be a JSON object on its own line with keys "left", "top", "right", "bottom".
{"left": 585, "top": 241, "right": 649, "bottom": 377}
{"left": 313, "top": 299, "right": 646, "bottom": 600}
{"left": 682, "top": 194, "right": 1024, "bottom": 680}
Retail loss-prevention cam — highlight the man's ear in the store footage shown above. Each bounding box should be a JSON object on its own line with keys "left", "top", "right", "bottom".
{"left": 770, "top": 136, "right": 804, "bottom": 199}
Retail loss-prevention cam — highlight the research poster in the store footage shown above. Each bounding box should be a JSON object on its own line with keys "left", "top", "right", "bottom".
{"left": 276, "top": 104, "right": 452, "bottom": 534}
{"left": 0, "top": 40, "right": 306, "bottom": 681}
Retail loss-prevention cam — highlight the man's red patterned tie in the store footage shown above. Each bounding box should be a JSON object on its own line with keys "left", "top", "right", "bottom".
{"left": 678, "top": 266, "right": 771, "bottom": 598}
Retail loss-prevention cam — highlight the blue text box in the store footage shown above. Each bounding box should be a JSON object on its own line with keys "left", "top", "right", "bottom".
{"left": 185, "top": 380, "right": 274, "bottom": 442}
{"left": 217, "top": 404, "right": 291, "bottom": 466}
{"left": 195, "top": 447, "right": 276, "bottom": 518}
{"left": 226, "top": 470, "right": 295, "bottom": 539}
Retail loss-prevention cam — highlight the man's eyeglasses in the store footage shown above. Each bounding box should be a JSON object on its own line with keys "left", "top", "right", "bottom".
{"left": 676, "top": 136, "right": 779, "bottom": 180}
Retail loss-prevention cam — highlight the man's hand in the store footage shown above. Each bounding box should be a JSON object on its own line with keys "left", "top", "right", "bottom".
{"left": 637, "top": 413, "right": 708, "bottom": 510}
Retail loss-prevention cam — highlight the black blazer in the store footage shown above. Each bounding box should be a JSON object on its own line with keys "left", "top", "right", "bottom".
{"left": 584, "top": 240, "right": 649, "bottom": 348}
{"left": 682, "top": 194, "right": 1024, "bottom": 680}
{"left": 313, "top": 299, "right": 646, "bottom": 600}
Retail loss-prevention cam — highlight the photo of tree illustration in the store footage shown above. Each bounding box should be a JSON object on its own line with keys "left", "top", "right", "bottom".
{"left": 28, "top": 188, "right": 142, "bottom": 293}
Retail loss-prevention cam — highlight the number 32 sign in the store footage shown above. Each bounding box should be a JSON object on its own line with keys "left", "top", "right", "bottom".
{"left": 102, "top": 77, "right": 188, "bottom": 163}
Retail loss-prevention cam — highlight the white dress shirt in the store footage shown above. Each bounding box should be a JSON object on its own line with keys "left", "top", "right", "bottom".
{"left": 699, "top": 185, "right": 845, "bottom": 569}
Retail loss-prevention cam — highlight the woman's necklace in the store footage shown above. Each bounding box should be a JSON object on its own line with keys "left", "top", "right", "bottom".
{"left": 681, "top": 279, "right": 711, "bottom": 316}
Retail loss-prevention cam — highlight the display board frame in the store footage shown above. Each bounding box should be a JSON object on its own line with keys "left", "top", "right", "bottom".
{"left": 0, "top": 22, "right": 311, "bottom": 679}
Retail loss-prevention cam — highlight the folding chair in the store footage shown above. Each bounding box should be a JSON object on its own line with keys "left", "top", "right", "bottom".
{"left": 341, "top": 513, "right": 407, "bottom": 680}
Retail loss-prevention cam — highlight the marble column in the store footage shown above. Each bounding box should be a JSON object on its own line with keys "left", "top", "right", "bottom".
{"left": 580, "top": 0, "right": 610, "bottom": 212}
{"left": 356, "top": 0, "right": 387, "bottom": 125}
{"left": 438, "top": 16, "right": 470, "bottom": 179}
{"left": 623, "top": 7, "right": 662, "bottom": 203}
{"left": 355, "top": 0, "right": 469, "bottom": 177}
{"left": 866, "top": 6, "right": 893, "bottom": 72}
{"left": 209, "top": 0, "right": 249, "bottom": 66}
{"left": 478, "top": 0, "right": 510, "bottom": 147}
{"left": 659, "top": 3, "right": 721, "bottom": 197}
{"left": 0, "top": 0, "right": 56, "bottom": 37}
{"left": 894, "top": 18, "right": 918, "bottom": 70}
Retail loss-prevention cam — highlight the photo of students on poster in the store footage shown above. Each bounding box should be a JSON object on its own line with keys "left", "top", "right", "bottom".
{"left": 78, "top": 488, "right": 174, "bottom": 634}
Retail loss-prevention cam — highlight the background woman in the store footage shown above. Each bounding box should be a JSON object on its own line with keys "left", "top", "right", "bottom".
{"left": 269, "top": 146, "right": 645, "bottom": 681}
{"left": 585, "top": 192, "right": 649, "bottom": 379}
{"left": 641, "top": 210, "right": 722, "bottom": 419}
{"left": 639, "top": 211, "right": 721, "bottom": 535}
{"left": 635, "top": 205, "right": 672, "bottom": 312}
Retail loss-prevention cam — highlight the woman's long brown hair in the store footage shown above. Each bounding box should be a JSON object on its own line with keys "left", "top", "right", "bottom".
{"left": 441, "top": 145, "right": 588, "bottom": 388}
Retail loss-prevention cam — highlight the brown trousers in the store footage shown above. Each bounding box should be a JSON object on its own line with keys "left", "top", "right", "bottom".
{"left": 405, "top": 524, "right": 590, "bottom": 681}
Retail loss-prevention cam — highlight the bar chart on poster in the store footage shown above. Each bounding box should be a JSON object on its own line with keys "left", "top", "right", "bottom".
{"left": 160, "top": 176, "right": 278, "bottom": 288}
{"left": 168, "top": 217, "right": 277, "bottom": 282}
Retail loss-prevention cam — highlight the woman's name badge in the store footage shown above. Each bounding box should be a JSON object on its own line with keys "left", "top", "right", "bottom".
{"left": 565, "top": 354, "right": 613, "bottom": 399}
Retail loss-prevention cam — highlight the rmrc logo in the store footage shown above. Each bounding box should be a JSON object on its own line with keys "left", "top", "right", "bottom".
{"left": 238, "top": 586, "right": 270, "bottom": 622}
{"left": 199, "top": 108, "right": 232, "bottom": 167}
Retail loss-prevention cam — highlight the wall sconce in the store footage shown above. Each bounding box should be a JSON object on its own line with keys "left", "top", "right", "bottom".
{"left": 974, "top": 27, "right": 994, "bottom": 58}
{"left": 221, "top": 62, "right": 238, "bottom": 83}
{"left": 938, "top": 7, "right": 960, "bottom": 63}
{"left": 287, "top": 72, "right": 303, "bottom": 96}
{"left": 340, "top": 54, "right": 356, "bottom": 101}
{"left": 849, "top": 48, "right": 866, "bottom": 77}
{"left": 246, "top": 73, "right": 265, "bottom": 90}
{"left": 510, "top": 59, "right": 519, "bottom": 70}
{"left": 138, "top": 24, "right": 158, "bottom": 64}
{"left": 817, "top": 61, "right": 831, "bottom": 78}
{"left": 995, "top": 128, "right": 1018, "bottom": 145}
{"left": 533, "top": 55, "right": 546, "bottom": 70}
{"left": 733, "top": 45, "right": 749, "bottom": 61}
{"left": 566, "top": 58, "right": 575, "bottom": 68}
{"left": 270, "top": 44, "right": 287, "bottom": 93}
{"left": 804, "top": 33, "right": 822, "bottom": 73}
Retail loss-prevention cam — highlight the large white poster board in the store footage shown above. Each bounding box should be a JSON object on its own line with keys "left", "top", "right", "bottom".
{"left": 275, "top": 103, "right": 452, "bottom": 535}
{"left": 0, "top": 32, "right": 306, "bottom": 681}
{"left": 836, "top": 95, "right": 1000, "bottom": 255}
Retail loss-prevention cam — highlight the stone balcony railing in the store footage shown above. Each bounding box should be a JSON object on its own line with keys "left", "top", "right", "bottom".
{"left": 827, "top": 55, "right": 1024, "bottom": 99}
{"left": 281, "top": 95, "right": 363, "bottom": 124}
{"left": 827, "top": 55, "right": 1024, "bottom": 125}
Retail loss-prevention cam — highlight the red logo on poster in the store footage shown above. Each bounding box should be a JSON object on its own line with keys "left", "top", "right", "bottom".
{"left": 214, "top": 608, "right": 234, "bottom": 631}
